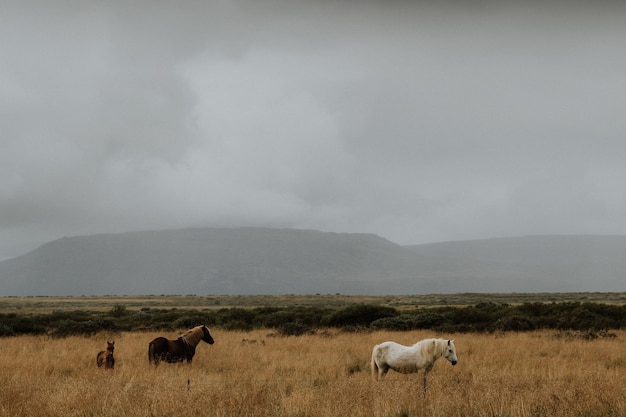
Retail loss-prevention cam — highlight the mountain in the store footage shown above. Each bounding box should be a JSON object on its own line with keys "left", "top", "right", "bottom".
{"left": 405, "top": 235, "right": 626, "bottom": 293}
{"left": 0, "top": 228, "right": 624, "bottom": 296}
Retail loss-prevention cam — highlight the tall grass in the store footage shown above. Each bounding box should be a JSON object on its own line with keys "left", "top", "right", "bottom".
{"left": 0, "top": 330, "right": 623, "bottom": 416}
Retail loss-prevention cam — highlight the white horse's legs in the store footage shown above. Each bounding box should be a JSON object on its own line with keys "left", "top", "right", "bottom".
{"left": 373, "top": 361, "right": 389, "bottom": 380}
{"left": 371, "top": 350, "right": 389, "bottom": 380}
{"left": 422, "top": 365, "right": 434, "bottom": 398}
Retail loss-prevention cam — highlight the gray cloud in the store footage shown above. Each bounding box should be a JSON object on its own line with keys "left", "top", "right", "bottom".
{"left": 1, "top": 0, "right": 626, "bottom": 259}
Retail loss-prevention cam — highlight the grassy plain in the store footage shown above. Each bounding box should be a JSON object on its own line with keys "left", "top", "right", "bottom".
{"left": 0, "top": 328, "right": 624, "bottom": 417}
{"left": 2, "top": 292, "right": 625, "bottom": 313}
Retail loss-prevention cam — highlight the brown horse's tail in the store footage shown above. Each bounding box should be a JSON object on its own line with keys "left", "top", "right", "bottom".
{"left": 148, "top": 341, "right": 155, "bottom": 364}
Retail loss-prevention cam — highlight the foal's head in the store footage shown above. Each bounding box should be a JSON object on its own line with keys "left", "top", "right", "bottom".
{"left": 443, "top": 339, "right": 458, "bottom": 366}
{"left": 106, "top": 341, "right": 115, "bottom": 353}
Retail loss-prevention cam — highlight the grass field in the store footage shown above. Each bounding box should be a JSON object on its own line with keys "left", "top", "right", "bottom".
{"left": 2, "top": 292, "right": 625, "bottom": 314}
{"left": 1, "top": 328, "right": 624, "bottom": 417}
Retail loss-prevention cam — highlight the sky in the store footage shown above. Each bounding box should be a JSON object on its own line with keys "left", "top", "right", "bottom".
{"left": 1, "top": 0, "right": 626, "bottom": 260}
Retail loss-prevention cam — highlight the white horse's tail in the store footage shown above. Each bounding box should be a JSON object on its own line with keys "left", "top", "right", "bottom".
{"left": 370, "top": 344, "right": 379, "bottom": 379}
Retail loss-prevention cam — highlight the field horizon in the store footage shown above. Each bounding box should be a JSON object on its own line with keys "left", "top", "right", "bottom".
{"left": 2, "top": 292, "right": 625, "bottom": 314}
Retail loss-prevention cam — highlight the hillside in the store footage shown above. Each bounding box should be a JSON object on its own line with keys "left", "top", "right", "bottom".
{"left": 0, "top": 228, "right": 624, "bottom": 295}
{"left": 405, "top": 235, "right": 626, "bottom": 292}
{"left": 0, "top": 228, "right": 430, "bottom": 295}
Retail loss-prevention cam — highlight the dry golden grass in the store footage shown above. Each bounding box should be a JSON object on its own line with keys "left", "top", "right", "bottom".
{"left": 0, "top": 329, "right": 624, "bottom": 417}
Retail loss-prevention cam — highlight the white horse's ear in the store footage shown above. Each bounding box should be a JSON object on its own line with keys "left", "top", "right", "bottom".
{"left": 447, "top": 340, "right": 451, "bottom": 346}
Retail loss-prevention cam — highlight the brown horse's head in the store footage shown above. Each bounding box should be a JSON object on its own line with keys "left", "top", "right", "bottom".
{"left": 201, "top": 325, "right": 215, "bottom": 345}
{"left": 107, "top": 341, "right": 115, "bottom": 353}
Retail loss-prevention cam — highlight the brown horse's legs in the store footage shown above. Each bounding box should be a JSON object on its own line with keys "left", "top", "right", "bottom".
{"left": 105, "top": 354, "right": 115, "bottom": 369}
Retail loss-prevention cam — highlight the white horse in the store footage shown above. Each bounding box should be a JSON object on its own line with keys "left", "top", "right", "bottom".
{"left": 371, "top": 338, "right": 458, "bottom": 397}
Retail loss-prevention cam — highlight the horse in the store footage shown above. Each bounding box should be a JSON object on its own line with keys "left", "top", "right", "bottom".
{"left": 371, "top": 338, "right": 457, "bottom": 397}
{"left": 148, "top": 325, "right": 214, "bottom": 365}
{"left": 96, "top": 341, "right": 115, "bottom": 369}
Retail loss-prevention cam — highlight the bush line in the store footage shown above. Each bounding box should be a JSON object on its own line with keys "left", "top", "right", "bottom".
{"left": 0, "top": 301, "right": 624, "bottom": 337}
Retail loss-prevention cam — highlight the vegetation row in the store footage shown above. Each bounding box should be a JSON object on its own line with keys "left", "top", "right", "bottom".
{"left": 0, "top": 301, "right": 624, "bottom": 338}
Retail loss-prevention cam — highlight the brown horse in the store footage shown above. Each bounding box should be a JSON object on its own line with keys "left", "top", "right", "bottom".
{"left": 148, "top": 325, "right": 214, "bottom": 366}
{"left": 97, "top": 341, "right": 115, "bottom": 369}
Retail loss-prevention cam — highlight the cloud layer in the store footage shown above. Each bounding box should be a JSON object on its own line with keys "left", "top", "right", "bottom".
{"left": 2, "top": 0, "right": 626, "bottom": 258}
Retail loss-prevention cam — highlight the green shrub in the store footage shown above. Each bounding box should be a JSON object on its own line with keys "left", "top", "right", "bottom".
{"left": 216, "top": 308, "right": 256, "bottom": 330}
{"left": 50, "top": 319, "right": 108, "bottom": 337}
{"left": 495, "top": 315, "right": 535, "bottom": 332}
{"left": 370, "top": 312, "right": 449, "bottom": 331}
{"left": 325, "top": 305, "right": 398, "bottom": 327}
{"left": 109, "top": 304, "right": 128, "bottom": 317}
{"left": 173, "top": 314, "right": 214, "bottom": 329}
{"left": 276, "top": 323, "right": 313, "bottom": 336}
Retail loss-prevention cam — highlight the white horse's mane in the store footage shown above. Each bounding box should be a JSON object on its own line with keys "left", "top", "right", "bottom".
{"left": 412, "top": 338, "right": 447, "bottom": 358}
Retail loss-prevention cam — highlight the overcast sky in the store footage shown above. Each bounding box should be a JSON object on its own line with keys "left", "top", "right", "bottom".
{"left": 1, "top": 0, "right": 625, "bottom": 260}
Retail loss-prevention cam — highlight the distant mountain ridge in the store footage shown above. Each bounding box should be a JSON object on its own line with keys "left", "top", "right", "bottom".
{"left": 0, "top": 228, "right": 624, "bottom": 296}
{"left": 405, "top": 235, "right": 626, "bottom": 293}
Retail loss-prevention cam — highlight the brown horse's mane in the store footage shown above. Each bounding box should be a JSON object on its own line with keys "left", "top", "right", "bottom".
{"left": 180, "top": 325, "right": 205, "bottom": 348}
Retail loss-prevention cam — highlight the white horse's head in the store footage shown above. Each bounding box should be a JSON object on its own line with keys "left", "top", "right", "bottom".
{"left": 444, "top": 339, "right": 458, "bottom": 366}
